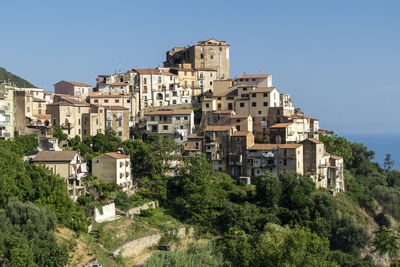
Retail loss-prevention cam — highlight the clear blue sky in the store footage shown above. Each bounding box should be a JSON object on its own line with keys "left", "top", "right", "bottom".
{"left": 1, "top": 0, "right": 399, "bottom": 135}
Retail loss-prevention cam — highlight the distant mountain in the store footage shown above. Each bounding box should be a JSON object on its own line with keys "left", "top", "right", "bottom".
{"left": 0, "top": 67, "right": 35, "bottom": 88}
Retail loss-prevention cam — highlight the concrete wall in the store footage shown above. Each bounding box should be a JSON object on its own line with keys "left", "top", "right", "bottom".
{"left": 94, "top": 203, "right": 116, "bottom": 223}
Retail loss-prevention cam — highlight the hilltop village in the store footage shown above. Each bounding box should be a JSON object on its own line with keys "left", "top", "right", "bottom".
{"left": 0, "top": 38, "right": 344, "bottom": 199}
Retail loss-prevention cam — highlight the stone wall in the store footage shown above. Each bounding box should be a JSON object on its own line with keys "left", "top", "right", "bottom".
{"left": 127, "top": 201, "right": 159, "bottom": 216}
{"left": 113, "top": 233, "right": 161, "bottom": 257}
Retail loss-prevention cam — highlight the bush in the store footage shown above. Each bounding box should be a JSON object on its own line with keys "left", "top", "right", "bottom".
{"left": 374, "top": 213, "right": 391, "bottom": 227}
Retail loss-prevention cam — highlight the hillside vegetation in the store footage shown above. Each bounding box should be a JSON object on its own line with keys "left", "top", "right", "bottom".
{"left": 0, "top": 67, "right": 35, "bottom": 87}
{"left": 1, "top": 130, "right": 400, "bottom": 266}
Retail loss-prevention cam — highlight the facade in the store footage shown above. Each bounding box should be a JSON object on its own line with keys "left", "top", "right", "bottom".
{"left": 31, "top": 151, "right": 86, "bottom": 201}
{"left": 88, "top": 93, "right": 136, "bottom": 127}
{"left": 145, "top": 109, "right": 195, "bottom": 145}
{"left": 81, "top": 105, "right": 106, "bottom": 139}
{"left": 183, "top": 133, "right": 204, "bottom": 156}
{"left": 104, "top": 106, "right": 130, "bottom": 141}
{"left": 165, "top": 38, "right": 230, "bottom": 80}
{"left": 47, "top": 96, "right": 91, "bottom": 138}
{"left": 54, "top": 81, "right": 93, "bottom": 99}
{"left": 38, "top": 136, "right": 61, "bottom": 151}
{"left": 204, "top": 125, "right": 235, "bottom": 172}
{"left": 92, "top": 152, "right": 132, "bottom": 189}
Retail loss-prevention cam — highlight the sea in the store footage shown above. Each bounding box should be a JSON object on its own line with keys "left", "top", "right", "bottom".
{"left": 344, "top": 133, "right": 400, "bottom": 170}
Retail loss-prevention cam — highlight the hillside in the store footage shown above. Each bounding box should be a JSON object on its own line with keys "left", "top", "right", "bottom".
{"left": 0, "top": 67, "right": 35, "bottom": 88}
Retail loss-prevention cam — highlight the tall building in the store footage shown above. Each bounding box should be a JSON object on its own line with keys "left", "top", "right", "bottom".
{"left": 164, "top": 38, "right": 230, "bottom": 80}
{"left": 0, "top": 82, "right": 15, "bottom": 139}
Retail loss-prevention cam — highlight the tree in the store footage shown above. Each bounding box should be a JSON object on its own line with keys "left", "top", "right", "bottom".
{"left": 52, "top": 127, "right": 67, "bottom": 141}
{"left": 384, "top": 154, "right": 395, "bottom": 171}
{"left": 372, "top": 226, "right": 400, "bottom": 258}
{"left": 255, "top": 172, "right": 281, "bottom": 207}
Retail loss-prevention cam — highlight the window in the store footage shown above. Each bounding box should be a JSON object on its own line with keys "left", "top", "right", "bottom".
{"left": 263, "top": 102, "right": 268, "bottom": 106}
{"left": 200, "top": 54, "right": 204, "bottom": 59}
{"left": 252, "top": 102, "right": 256, "bottom": 107}
{"left": 184, "top": 116, "right": 188, "bottom": 120}
{"left": 210, "top": 55, "right": 213, "bottom": 59}
{"left": 219, "top": 47, "right": 222, "bottom": 51}
{"left": 78, "top": 129, "right": 81, "bottom": 134}
{"left": 242, "top": 87, "right": 247, "bottom": 91}
{"left": 263, "top": 93, "right": 268, "bottom": 97}
{"left": 241, "top": 94, "right": 248, "bottom": 98}
{"left": 206, "top": 103, "right": 210, "bottom": 108}
{"left": 78, "top": 107, "right": 81, "bottom": 113}
{"left": 107, "top": 121, "right": 112, "bottom": 127}
{"left": 151, "top": 116, "right": 155, "bottom": 121}
{"left": 104, "top": 99, "right": 109, "bottom": 103}
{"left": 284, "top": 159, "right": 287, "bottom": 166}
{"left": 163, "top": 125, "right": 168, "bottom": 130}
{"left": 252, "top": 78, "right": 256, "bottom": 81}
{"left": 118, "top": 131, "right": 122, "bottom": 136}
{"left": 96, "top": 119, "right": 98, "bottom": 125}
{"left": 158, "top": 77, "right": 162, "bottom": 83}
{"left": 184, "top": 71, "right": 187, "bottom": 76}
{"left": 127, "top": 100, "right": 130, "bottom": 103}
{"left": 217, "top": 97, "right": 222, "bottom": 100}
{"left": 118, "top": 121, "right": 122, "bottom": 126}
{"left": 252, "top": 93, "right": 256, "bottom": 97}
{"left": 144, "top": 86, "right": 147, "bottom": 92}
{"left": 176, "top": 116, "right": 181, "bottom": 120}
{"left": 143, "top": 78, "right": 147, "bottom": 83}
{"left": 94, "top": 100, "right": 99, "bottom": 103}
{"left": 236, "top": 119, "right": 240, "bottom": 123}
{"left": 227, "top": 97, "right": 234, "bottom": 100}
{"left": 78, "top": 119, "right": 81, "bottom": 125}
{"left": 115, "top": 99, "right": 119, "bottom": 103}
{"left": 209, "top": 81, "right": 213, "bottom": 86}
{"left": 83, "top": 129, "right": 87, "bottom": 135}
{"left": 258, "top": 111, "right": 262, "bottom": 114}
{"left": 240, "top": 103, "right": 244, "bottom": 107}
{"left": 27, "top": 106, "right": 30, "bottom": 112}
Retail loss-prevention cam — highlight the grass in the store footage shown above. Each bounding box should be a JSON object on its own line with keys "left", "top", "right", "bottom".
{"left": 135, "top": 207, "right": 181, "bottom": 230}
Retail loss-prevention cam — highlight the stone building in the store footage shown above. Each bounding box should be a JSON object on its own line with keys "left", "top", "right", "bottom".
{"left": 164, "top": 38, "right": 230, "bottom": 80}
{"left": 104, "top": 106, "right": 130, "bottom": 141}
{"left": 54, "top": 81, "right": 94, "bottom": 99}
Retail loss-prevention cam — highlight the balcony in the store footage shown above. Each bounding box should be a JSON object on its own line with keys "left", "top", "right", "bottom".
{"left": 0, "top": 132, "right": 11, "bottom": 137}
{"left": 0, "top": 120, "right": 10, "bottom": 127}
{"left": 61, "top": 123, "right": 74, "bottom": 129}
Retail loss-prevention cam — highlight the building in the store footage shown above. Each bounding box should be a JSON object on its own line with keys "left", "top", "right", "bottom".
{"left": 81, "top": 104, "right": 106, "bottom": 139}
{"left": 164, "top": 38, "right": 230, "bottom": 80}
{"left": 204, "top": 125, "right": 235, "bottom": 172}
{"left": 229, "top": 131, "right": 255, "bottom": 177}
{"left": 0, "top": 82, "right": 14, "bottom": 139}
{"left": 47, "top": 96, "right": 91, "bottom": 138}
{"left": 88, "top": 93, "right": 136, "bottom": 127}
{"left": 54, "top": 81, "right": 94, "bottom": 99}
{"left": 14, "top": 87, "right": 54, "bottom": 104}
{"left": 38, "top": 136, "right": 61, "bottom": 151}
{"left": 183, "top": 133, "right": 204, "bottom": 156}
{"left": 145, "top": 109, "right": 195, "bottom": 145}
{"left": 92, "top": 152, "right": 132, "bottom": 190}
{"left": 236, "top": 74, "right": 272, "bottom": 87}
{"left": 31, "top": 151, "right": 86, "bottom": 201}
{"left": 104, "top": 106, "right": 130, "bottom": 141}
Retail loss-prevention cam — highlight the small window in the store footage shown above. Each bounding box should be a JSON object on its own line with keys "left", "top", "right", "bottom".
{"left": 217, "top": 97, "right": 222, "bottom": 100}
{"left": 184, "top": 116, "right": 188, "bottom": 120}
{"left": 115, "top": 99, "right": 119, "bottom": 103}
{"left": 258, "top": 111, "right": 262, "bottom": 114}
{"left": 242, "top": 87, "right": 247, "bottom": 91}
{"left": 176, "top": 117, "right": 181, "bottom": 120}
{"left": 210, "top": 55, "right": 213, "bottom": 59}
{"left": 263, "top": 93, "right": 268, "bottom": 97}
{"left": 252, "top": 102, "right": 256, "bottom": 107}
{"left": 200, "top": 54, "right": 204, "bottom": 59}
{"left": 104, "top": 99, "right": 109, "bottom": 103}
{"left": 94, "top": 100, "right": 99, "bottom": 103}
{"left": 240, "top": 103, "right": 244, "bottom": 107}
{"left": 118, "top": 131, "right": 122, "bottom": 136}
{"left": 151, "top": 116, "right": 155, "bottom": 121}
{"left": 163, "top": 125, "right": 168, "bottom": 130}
{"left": 252, "top": 93, "right": 256, "bottom": 97}
{"left": 206, "top": 103, "right": 210, "bottom": 108}
{"left": 127, "top": 99, "right": 130, "bottom": 103}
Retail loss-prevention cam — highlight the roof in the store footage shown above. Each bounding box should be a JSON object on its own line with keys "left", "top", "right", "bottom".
{"left": 204, "top": 125, "right": 233, "bottom": 132}
{"left": 279, "top": 144, "right": 303, "bottom": 149}
{"left": 270, "top": 123, "right": 293, "bottom": 128}
{"left": 88, "top": 91, "right": 102, "bottom": 97}
{"left": 110, "top": 82, "right": 129, "bottom": 86}
{"left": 330, "top": 155, "right": 343, "bottom": 160}
{"left": 32, "top": 97, "right": 46, "bottom": 102}
{"left": 214, "top": 110, "right": 234, "bottom": 115}
{"left": 33, "top": 114, "right": 51, "bottom": 120}
{"left": 213, "top": 89, "right": 238, "bottom": 97}
{"left": 305, "top": 138, "right": 322, "bottom": 144}
{"left": 131, "top": 68, "right": 176, "bottom": 76}
{"left": 232, "top": 114, "right": 250, "bottom": 119}
{"left": 61, "top": 97, "right": 90, "bottom": 106}
{"left": 59, "top": 81, "right": 93, "bottom": 87}
{"left": 31, "top": 151, "right": 78, "bottom": 162}
{"left": 248, "top": 144, "right": 278, "bottom": 150}
{"left": 104, "top": 152, "right": 130, "bottom": 159}
{"left": 251, "top": 87, "right": 277, "bottom": 93}
{"left": 292, "top": 114, "right": 319, "bottom": 121}
{"left": 103, "top": 106, "right": 129, "bottom": 110}
{"left": 232, "top": 131, "right": 252, "bottom": 136}
{"left": 145, "top": 109, "right": 193, "bottom": 116}
{"left": 90, "top": 94, "right": 124, "bottom": 98}
{"left": 39, "top": 136, "right": 57, "bottom": 139}
{"left": 188, "top": 133, "right": 204, "bottom": 139}
{"left": 238, "top": 74, "right": 271, "bottom": 79}
{"left": 202, "top": 98, "right": 214, "bottom": 102}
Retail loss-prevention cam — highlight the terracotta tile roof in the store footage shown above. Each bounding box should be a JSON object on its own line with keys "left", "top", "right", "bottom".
{"left": 110, "top": 82, "right": 129, "bottom": 86}
{"left": 33, "top": 97, "right": 46, "bottom": 102}
{"left": 145, "top": 109, "right": 192, "bottom": 115}
{"left": 104, "top": 152, "right": 130, "bottom": 159}
{"left": 232, "top": 114, "right": 250, "bottom": 119}
{"left": 214, "top": 110, "right": 234, "bottom": 114}
{"left": 131, "top": 68, "right": 176, "bottom": 76}
{"left": 32, "top": 151, "right": 78, "bottom": 162}
{"left": 88, "top": 91, "right": 102, "bottom": 97}
{"left": 90, "top": 94, "right": 123, "bottom": 99}
{"left": 39, "top": 136, "right": 57, "bottom": 139}
{"left": 33, "top": 114, "right": 51, "bottom": 120}
{"left": 232, "top": 131, "right": 252, "bottom": 136}
{"left": 62, "top": 97, "right": 90, "bottom": 106}
{"left": 330, "top": 155, "right": 343, "bottom": 160}
{"left": 248, "top": 144, "right": 279, "bottom": 150}
{"left": 279, "top": 144, "right": 303, "bottom": 149}
{"left": 103, "top": 106, "right": 129, "bottom": 110}
{"left": 63, "top": 81, "right": 93, "bottom": 87}
{"left": 204, "top": 125, "right": 233, "bottom": 132}
{"left": 188, "top": 133, "right": 204, "bottom": 139}
{"left": 270, "top": 123, "right": 293, "bottom": 128}
{"left": 238, "top": 74, "right": 271, "bottom": 79}
{"left": 251, "top": 87, "right": 276, "bottom": 93}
